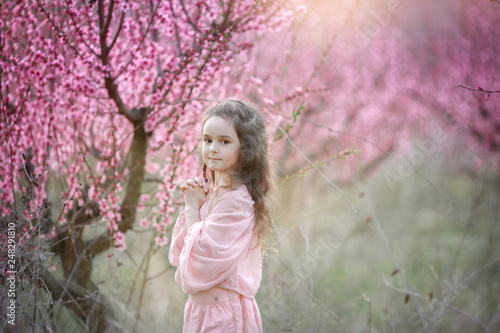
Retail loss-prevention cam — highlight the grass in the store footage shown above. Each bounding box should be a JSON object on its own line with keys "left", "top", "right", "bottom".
{"left": 257, "top": 152, "right": 499, "bottom": 333}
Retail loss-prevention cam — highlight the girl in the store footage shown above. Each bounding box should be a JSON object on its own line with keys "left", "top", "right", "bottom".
{"left": 169, "top": 100, "right": 274, "bottom": 332}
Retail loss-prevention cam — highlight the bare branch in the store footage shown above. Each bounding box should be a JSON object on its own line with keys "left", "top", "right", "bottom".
{"left": 456, "top": 83, "right": 500, "bottom": 100}
{"left": 264, "top": 117, "right": 361, "bottom": 218}
{"left": 382, "top": 274, "right": 491, "bottom": 333}
{"left": 41, "top": 270, "right": 119, "bottom": 332}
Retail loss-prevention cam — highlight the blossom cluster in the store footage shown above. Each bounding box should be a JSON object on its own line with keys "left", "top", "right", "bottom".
{"left": 1, "top": 0, "right": 291, "bottom": 254}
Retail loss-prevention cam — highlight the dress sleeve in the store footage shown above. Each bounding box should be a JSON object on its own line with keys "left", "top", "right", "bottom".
{"left": 168, "top": 211, "right": 186, "bottom": 267}
{"left": 176, "top": 188, "right": 255, "bottom": 293}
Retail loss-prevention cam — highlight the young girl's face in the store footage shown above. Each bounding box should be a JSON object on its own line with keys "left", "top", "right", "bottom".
{"left": 202, "top": 116, "right": 241, "bottom": 180}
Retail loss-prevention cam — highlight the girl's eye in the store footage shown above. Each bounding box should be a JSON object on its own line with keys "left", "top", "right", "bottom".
{"left": 203, "top": 138, "right": 212, "bottom": 143}
{"left": 222, "top": 140, "right": 230, "bottom": 144}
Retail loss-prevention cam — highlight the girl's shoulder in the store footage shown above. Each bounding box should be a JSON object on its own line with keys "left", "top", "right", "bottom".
{"left": 213, "top": 184, "right": 253, "bottom": 206}
{"left": 235, "top": 184, "right": 253, "bottom": 203}
{"left": 202, "top": 185, "right": 254, "bottom": 218}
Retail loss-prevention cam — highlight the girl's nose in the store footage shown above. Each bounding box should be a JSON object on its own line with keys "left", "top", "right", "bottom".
{"left": 210, "top": 144, "right": 218, "bottom": 153}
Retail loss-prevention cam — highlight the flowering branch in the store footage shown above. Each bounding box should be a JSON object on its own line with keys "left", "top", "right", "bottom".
{"left": 455, "top": 83, "right": 500, "bottom": 100}
{"left": 85, "top": 125, "right": 148, "bottom": 257}
{"left": 265, "top": 117, "right": 361, "bottom": 217}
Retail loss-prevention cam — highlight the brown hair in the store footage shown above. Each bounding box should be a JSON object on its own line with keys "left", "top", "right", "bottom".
{"left": 201, "top": 100, "right": 275, "bottom": 248}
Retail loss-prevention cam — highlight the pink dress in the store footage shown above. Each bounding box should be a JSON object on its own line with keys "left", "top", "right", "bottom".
{"left": 169, "top": 185, "right": 263, "bottom": 333}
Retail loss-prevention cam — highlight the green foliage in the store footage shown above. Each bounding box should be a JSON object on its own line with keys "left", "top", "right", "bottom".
{"left": 282, "top": 145, "right": 360, "bottom": 182}
{"left": 274, "top": 103, "right": 304, "bottom": 141}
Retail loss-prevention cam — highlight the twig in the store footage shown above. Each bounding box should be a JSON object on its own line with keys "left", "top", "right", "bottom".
{"left": 265, "top": 117, "right": 361, "bottom": 217}
{"left": 35, "top": 0, "right": 85, "bottom": 59}
{"left": 281, "top": 146, "right": 359, "bottom": 182}
{"left": 303, "top": 288, "right": 346, "bottom": 331}
{"left": 362, "top": 182, "right": 427, "bottom": 327}
{"left": 382, "top": 274, "right": 491, "bottom": 333}
{"left": 277, "top": 256, "right": 347, "bottom": 332}
{"left": 445, "top": 182, "right": 483, "bottom": 281}
{"left": 288, "top": 114, "right": 472, "bottom": 229}
{"left": 456, "top": 83, "right": 499, "bottom": 99}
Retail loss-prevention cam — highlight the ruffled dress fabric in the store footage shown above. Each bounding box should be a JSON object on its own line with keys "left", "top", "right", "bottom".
{"left": 169, "top": 185, "right": 263, "bottom": 333}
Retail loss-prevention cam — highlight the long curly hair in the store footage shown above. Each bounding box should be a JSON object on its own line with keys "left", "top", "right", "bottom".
{"left": 201, "top": 100, "right": 276, "bottom": 248}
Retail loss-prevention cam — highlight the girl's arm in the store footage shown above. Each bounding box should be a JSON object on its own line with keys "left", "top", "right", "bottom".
{"left": 168, "top": 211, "right": 186, "bottom": 267}
{"left": 177, "top": 187, "right": 256, "bottom": 293}
{"left": 170, "top": 177, "right": 207, "bottom": 267}
{"left": 184, "top": 207, "right": 201, "bottom": 230}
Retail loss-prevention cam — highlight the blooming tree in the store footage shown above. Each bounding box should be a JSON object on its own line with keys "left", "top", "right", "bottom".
{"left": 0, "top": 0, "right": 292, "bottom": 330}
{"left": 225, "top": 0, "right": 437, "bottom": 177}
{"left": 229, "top": 0, "right": 500, "bottom": 183}
{"left": 407, "top": 0, "right": 500, "bottom": 159}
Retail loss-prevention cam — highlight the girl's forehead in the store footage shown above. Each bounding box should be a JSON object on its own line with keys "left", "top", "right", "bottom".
{"left": 202, "top": 116, "right": 237, "bottom": 136}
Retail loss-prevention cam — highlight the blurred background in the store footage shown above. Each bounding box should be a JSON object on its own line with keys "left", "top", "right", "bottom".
{"left": 1, "top": 0, "right": 499, "bottom": 332}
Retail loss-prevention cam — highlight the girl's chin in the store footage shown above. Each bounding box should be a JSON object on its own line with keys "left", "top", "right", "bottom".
{"left": 207, "top": 162, "right": 225, "bottom": 170}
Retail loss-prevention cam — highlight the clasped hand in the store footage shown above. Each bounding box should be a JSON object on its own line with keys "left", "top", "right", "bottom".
{"left": 180, "top": 177, "right": 210, "bottom": 210}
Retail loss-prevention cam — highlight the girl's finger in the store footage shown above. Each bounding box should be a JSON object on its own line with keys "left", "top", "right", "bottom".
{"left": 179, "top": 184, "right": 188, "bottom": 194}
{"left": 185, "top": 179, "right": 197, "bottom": 187}
{"left": 194, "top": 177, "right": 203, "bottom": 187}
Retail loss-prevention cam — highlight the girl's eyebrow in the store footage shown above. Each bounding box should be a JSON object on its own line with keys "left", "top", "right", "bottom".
{"left": 203, "top": 134, "right": 233, "bottom": 139}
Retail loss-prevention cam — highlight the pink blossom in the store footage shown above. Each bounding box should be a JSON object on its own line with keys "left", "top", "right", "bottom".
{"left": 114, "top": 231, "right": 125, "bottom": 243}
{"left": 264, "top": 98, "right": 275, "bottom": 106}
{"left": 139, "top": 218, "right": 150, "bottom": 229}
{"left": 155, "top": 235, "right": 168, "bottom": 247}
